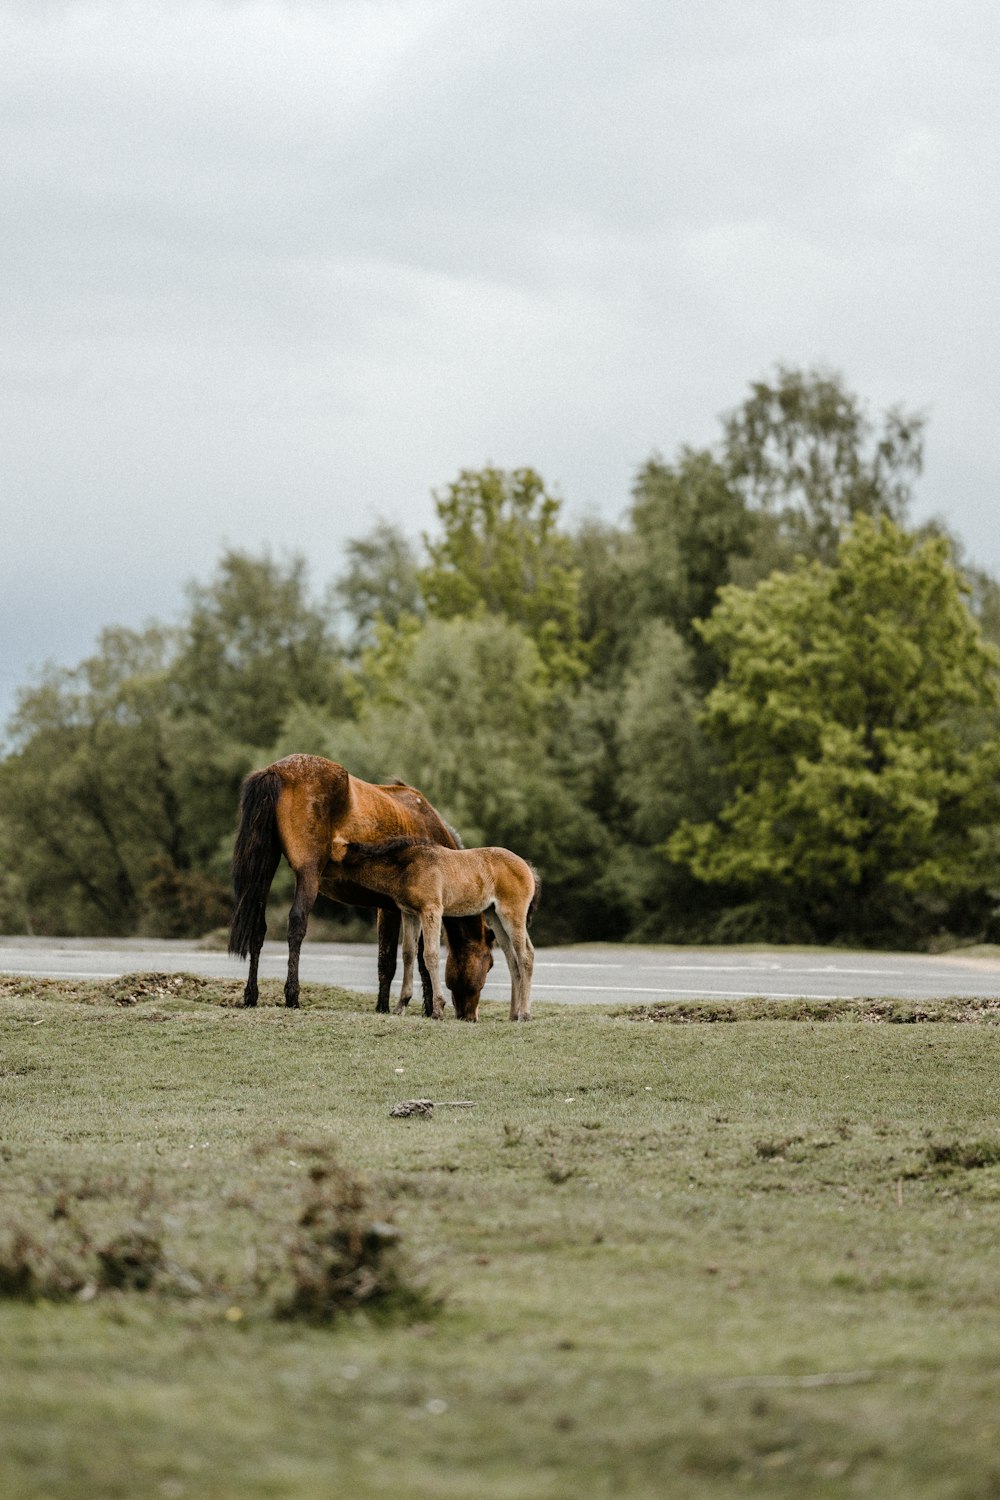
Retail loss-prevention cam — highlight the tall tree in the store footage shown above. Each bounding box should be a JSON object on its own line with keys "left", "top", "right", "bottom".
{"left": 571, "top": 517, "right": 636, "bottom": 677}
{"left": 173, "top": 550, "right": 347, "bottom": 746}
{"left": 722, "top": 366, "right": 925, "bottom": 563}
{"left": 670, "top": 518, "right": 1000, "bottom": 942}
{"left": 617, "top": 622, "right": 719, "bottom": 847}
{"left": 607, "top": 622, "right": 725, "bottom": 937}
{"left": 0, "top": 627, "right": 231, "bottom": 935}
{"left": 418, "top": 467, "right": 586, "bottom": 683}
{"left": 627, "top": 447, "right": 762, "bottom": 661}
{"left": 332, "top": 521, "right": 424, "bottom": 654}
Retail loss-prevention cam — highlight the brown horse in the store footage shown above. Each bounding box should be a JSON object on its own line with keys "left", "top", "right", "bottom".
{"left": 333, "top": 837, "right": 540, "bottom": 1021}
{"left": 228, "top": 754, "right": 493, "bottom": 1017}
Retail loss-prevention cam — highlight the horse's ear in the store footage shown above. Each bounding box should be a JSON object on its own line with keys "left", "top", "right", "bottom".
{"left": 484, "top": 926, "right": 496, "bottom": 948}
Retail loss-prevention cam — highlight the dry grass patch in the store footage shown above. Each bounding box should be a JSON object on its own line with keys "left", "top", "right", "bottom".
{"left": 625, "top": 995, "right": 1000, "bottom": 1024}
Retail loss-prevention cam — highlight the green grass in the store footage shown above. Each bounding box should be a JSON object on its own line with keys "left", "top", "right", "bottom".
{"left": 3, "top": 974, "right": 1000, "bottom": 1498}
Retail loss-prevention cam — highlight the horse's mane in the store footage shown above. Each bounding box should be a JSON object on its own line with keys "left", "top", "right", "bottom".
{"left": 342, "top": 835, "right": 435, "bottom": 864}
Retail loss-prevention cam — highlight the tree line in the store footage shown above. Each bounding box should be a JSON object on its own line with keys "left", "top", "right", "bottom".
{"left": 3, "top": 366, "right": 999, "bottom": 949}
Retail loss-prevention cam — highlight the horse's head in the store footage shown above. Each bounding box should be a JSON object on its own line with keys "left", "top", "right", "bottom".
{"left": 445, "top": 918, "right": 495, "bottom": 1022}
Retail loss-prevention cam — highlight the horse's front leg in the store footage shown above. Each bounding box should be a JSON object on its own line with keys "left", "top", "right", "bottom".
{"left": 376, "top": 907, "right": 400, "bottom": 1013}
{"left": 284, "top": 867, "right": 319, "bottom": 1008}
{"left": 419, "top": 909, "right": 446, "bottom": 1019}
{"left": 394, "top": 915, "right": 419, "bottom": 1015}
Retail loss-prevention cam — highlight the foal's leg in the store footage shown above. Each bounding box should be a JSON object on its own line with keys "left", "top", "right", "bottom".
{"left": 284, "top": 866, "right": 319, "bottom": 1009}
{"left": 418, "top": 908, "right": 446, "bottom": 1019}
{"left": 491, "top": 902, "right": 535, "bottom": 1021}
{"left": 509, "top": 911, "right": 535, "bottom": 1022}
{"left": 394, "top": 915, "right": 420, "bottom": 1015}
{"left": 376, "top": 908, "right": 400, "bottom": 1013}
{"left": 486, "top": 905, "right": 522, "bottom": 1021}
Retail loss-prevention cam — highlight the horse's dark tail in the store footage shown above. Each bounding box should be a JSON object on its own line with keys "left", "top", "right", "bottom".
{"left": 229, "top": 767, "right": 283, "bottom": 958}
{"left": 527, "top": 865, "right": 541, "bottom": 927}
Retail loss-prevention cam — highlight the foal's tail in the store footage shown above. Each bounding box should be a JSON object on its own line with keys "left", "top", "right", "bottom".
{"left": 527, "top": 865, "right": 542, "bottom": 927}
{"left": 228, "top": 767, "right": 283, "bottom": 958}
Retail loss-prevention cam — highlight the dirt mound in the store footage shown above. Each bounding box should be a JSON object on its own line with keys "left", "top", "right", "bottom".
{"left": 103, "top": 972, "right": 211, "bottom": 1007}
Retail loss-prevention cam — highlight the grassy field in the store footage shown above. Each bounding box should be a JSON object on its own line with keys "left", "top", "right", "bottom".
{"left": 2, "top": 972, "right": 1000, "bottom": 1499}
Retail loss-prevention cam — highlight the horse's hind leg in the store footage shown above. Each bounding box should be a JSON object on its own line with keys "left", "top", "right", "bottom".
{"left": 377, "top": 908, "right": 400, "bottom": 1014}
{"left": 284, "top": 866, "right": 320, "bottom": 1008}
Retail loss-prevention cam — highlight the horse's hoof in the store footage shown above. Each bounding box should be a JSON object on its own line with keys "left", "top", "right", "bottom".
{"left": 393, "top": 1000, "right": 411, "bottom": 1016}
{"left": 243, "top": 997, "right": 258, "bottom": 1008}
{"left": 284, "top": 997, "right": 300, "bottom": 1009}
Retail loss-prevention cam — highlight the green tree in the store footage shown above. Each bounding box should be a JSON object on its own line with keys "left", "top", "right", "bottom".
{"left": 332, "top": 521, "right": 424, "bottom": 654}
{"left": 418, "top": 467, "right": 586, "bottom": 683}
{"left": 670, "top": 518, "right": 1000, "bottom": 942}
{"left": 571, "top": 517, "right": 635, "bottom": 677}
{"left": 0, "top": 627, "right": 232, "bottom": 935}
{"left": 723, "top": 366, "right": 925, "bottom": 563}
{"left": 618, "top": 622, "right": 719, "bottom": 847}
{"left": 0, "top": 813, "right": 30, "bottom": 932}
{"left": 173, "top": 550, "right": 347, "bottom": 746}
{"left": 607, "top": 622, "right": 724, "bottom": 936}
{"left": 627, "top": 447, "right": 764, "bottom": 666}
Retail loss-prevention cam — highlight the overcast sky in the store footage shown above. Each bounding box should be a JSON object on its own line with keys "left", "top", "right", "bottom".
{"left": 3, "top": 0, "right": 998, "bottom": 724}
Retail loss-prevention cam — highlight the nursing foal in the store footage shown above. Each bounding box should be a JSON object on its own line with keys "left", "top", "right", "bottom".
{"left": 332, "top": 837, "right": 540, "bottom": 1021}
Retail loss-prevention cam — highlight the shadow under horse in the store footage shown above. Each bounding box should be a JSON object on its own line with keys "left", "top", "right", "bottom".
{"left": 228, "top": 754, "right": 494, "bottom": 1018}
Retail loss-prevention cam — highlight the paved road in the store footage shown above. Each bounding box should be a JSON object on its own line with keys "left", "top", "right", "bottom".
{"left": 3, "top": 936, "right": 1000, "bottom": 1005}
